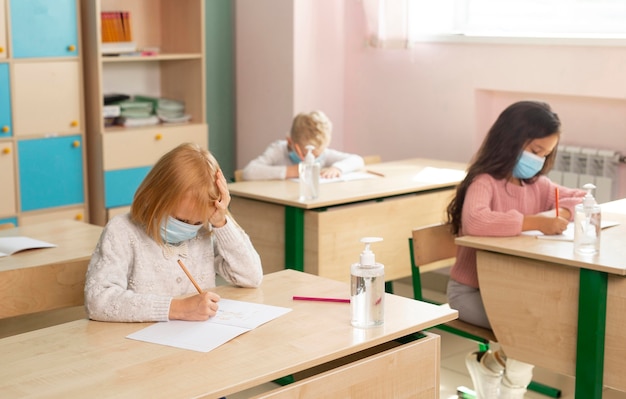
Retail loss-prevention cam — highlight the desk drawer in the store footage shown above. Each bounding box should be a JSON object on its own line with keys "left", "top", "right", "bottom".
{"left": 102, "top": 124, "right": 208, "bottom": 171}
{"left": 253, "top": 332, "right": 440, "bottom": 399}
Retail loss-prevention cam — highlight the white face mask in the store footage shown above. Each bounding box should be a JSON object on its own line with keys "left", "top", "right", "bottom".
{"left": 159, "top": 216, "right": 202, "bottom": 244}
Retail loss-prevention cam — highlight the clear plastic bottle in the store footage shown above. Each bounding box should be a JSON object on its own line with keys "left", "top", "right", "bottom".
{"left": 574, "top": 183, "right": 601, "bottom": 256}
{"left": 298, "top": 144, "right": 320, "bottom": 201}
{"left": 351, "top": 237, "right": 385, "bottom": 328}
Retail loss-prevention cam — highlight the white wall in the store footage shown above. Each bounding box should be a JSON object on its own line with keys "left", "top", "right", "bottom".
{"left": 236, "top": 0, "right": 626, "bottom": 198}
{"left": 342, "top": 0, "right": 626, "bottom": 198}
{"left": 235, "top": 0, "right": 345, "bottom": 168}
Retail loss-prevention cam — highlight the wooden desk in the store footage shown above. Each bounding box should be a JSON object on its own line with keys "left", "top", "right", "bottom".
{"left": 229, "top": 158, "right": 466, "bottom": 282}
{"left": 0, "top": 269, "right": 457, "bottom": 398}
{"left": 0, "top": 219, "right": 103, "bottom": 319}
{"left": 455, "top": 199, "right": 626, "bottom": 399}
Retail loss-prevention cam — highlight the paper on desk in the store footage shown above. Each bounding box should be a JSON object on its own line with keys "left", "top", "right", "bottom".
{"left": 522, "top": 220, "right": 620, "bottom": 241}
{"left": 412, "top": 167, "right": 466, "bottom": 184}
{"left": 290, "top": 171, "right": 376, "bottom": 184}
{"left": 126, "top": 299, "right": 292, "bottom": 352}
{"left": 0, "top": 236, "right": 57, "bottom": 257}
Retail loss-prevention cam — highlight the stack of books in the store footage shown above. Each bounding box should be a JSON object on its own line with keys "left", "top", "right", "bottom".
{"left": 101, "top": 11, "right": 137, "bottom": 55}
{"left": 103, "top": 93, "right": 129, "bottom": 127}
{"left": 102, "top": 95, "right": 191, "bottom": 127}
{"left": 117, "top": 99, "right": 159, "bottom": 127}
{"left": 157, "top": 99, "right": 191, "bottom": 123}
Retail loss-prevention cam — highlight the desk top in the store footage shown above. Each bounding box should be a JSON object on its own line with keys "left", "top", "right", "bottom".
{"left": 0, "top": 219, "right": 103, "bottom": 273}
{"left": 229, "top": 158, "right": 467, "bottom": 209}
{"left": 0, "top": 269, "right": 457, "bottom": 398}
{"left": 456, "top": 199, "right": 626, "bottom": 275}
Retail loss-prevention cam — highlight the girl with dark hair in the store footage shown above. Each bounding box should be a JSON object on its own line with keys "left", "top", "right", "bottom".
{"left": 446, "top": 101, "right": 585, "bottom": 398}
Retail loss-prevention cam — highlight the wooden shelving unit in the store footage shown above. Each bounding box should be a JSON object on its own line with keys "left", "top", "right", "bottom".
{"left": 81, "top": 0, "right": 208, "bottom": 225}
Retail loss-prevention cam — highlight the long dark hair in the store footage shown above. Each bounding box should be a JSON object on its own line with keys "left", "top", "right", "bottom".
{"left": 447, "top": 101, "right": 561, "bottom": 235}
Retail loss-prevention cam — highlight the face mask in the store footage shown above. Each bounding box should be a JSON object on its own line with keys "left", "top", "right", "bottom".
{"left": 512, "top": 151, "right": 545, "bottom": 179}
{"left": 288, "top": 150, "right": 325, "bottom": 165}
{"left": 288, "top": 150, "right": 301, "bottom": 164}
{"left": 160, "top": 216, "right": 202, "bottom": 244}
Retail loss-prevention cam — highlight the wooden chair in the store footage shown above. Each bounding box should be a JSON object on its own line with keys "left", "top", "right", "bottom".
{"left": 409, "top": 223, "right": 561, "bottom": 398}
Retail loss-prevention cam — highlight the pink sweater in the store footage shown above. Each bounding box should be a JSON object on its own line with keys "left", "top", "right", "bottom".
{"left": 450, "top": 174, "right": 586, "bottom": 288}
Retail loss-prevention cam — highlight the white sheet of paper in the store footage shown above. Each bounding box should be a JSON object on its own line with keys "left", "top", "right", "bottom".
{"left": 412, "top": 167, "right": 466, "bottom": 184}
{"left": 126, "top": 299, "right": 292, "bottom": 352}
{"left": 522, "top": 220, "right": 620, "bottom": 241}
{"left": 0, "top": 236, "right": 57, "bottom": 257}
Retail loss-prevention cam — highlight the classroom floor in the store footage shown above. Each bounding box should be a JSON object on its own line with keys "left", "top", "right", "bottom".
{"left": 229, "top": 275, "right": 626, "bottom": 399}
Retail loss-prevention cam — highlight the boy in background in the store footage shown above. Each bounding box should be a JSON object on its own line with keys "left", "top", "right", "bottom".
{"left": 241, "top": 110, "right": 364, "bottom": 181}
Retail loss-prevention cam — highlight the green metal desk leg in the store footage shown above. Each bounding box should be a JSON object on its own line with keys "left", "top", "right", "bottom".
{"left": 575, "top": 268, "right": 607, "bottom": 399}
{"left": 284, "top": 206, "right": 305, "bottom": 272}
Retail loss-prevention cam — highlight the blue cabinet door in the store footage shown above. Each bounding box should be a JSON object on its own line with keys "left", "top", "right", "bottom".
{"left": 10, "top": 0, "right": 78, "bottom": 58}
{"left": 0, "top": 64, "right": 11, "bottom": 138}
{"left": 18, "top": 135, "right": 84, "bottom": 211}
{"left": 104, "top": 166, "right": 151, "bottom": 208}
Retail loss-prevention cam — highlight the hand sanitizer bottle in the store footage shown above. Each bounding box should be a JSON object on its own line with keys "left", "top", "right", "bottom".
{"left": 351, "top": 237, "right": 385, "bottom": 328}
{"left": 574, "top": 183, "right": 601, "bottom": 256}
{"left": 299, "top": 145, "right": 319, "bottom": 201}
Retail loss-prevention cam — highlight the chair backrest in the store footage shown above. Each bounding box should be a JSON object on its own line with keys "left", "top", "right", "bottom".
{"left": 233, "top": 169, "right": 244, "bottom": 182}
{"left": 412, "top": 223, "right": 456, "bottom": 271}
{"left": 363, "top": 154, "right": 382, "bottom": 165}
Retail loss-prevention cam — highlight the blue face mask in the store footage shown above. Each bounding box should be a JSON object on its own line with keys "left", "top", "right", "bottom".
{"left": 160, "top": 216, "right": 202, "bottom": 244}
{"left": 288, "top": 150, "right": 301, "bottom": 164}
{"left": 288, "top": 150, "right": 325, "bottom": 165}
{"left": 512, "top": 151, "right": 545, "bottom": 179}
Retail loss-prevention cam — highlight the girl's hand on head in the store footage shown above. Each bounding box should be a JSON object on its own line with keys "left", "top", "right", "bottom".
{"left": 210, "top": 169, "right": 230, "bottom": 228}
{"left": 169, "top": 291, "right": 221, "bottom": 321}
{"left": 320, "top": 167, "right": 341, "bottom": 179}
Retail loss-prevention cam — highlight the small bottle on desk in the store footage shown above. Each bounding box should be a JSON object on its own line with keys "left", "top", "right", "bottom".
{"left": 351, "top": 237, "right": 385, "bottom": 328}
{"left": 574, "top": 183, "right": 601, "bottom": 256}
{"left": 298, "top": 145, "right": 319, "bottom": 201}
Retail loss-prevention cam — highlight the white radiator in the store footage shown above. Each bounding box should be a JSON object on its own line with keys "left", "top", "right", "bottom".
{"left": 548, "top": 145, "right": 620, "bottom": 204}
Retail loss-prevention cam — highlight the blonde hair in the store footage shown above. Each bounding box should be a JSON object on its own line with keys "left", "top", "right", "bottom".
{"left": 290, "top": 110, "right": 332, "bottom": 150}
{"left": 130, "top": 143, "right": 221, "bottom": 244}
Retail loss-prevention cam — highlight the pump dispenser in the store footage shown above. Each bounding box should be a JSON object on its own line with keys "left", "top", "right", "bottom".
{"left": 574, "top": 183, "right": 601, "bottom": 256}
{"left": 351, "top": 237, "right": 385, "bottom": 328}
{"left": 299, "top": 145, "right": 320, "bottom": 201}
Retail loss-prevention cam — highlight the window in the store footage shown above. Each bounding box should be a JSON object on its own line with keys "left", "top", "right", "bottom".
{"left": 363, "top": 0, "right": 626, "bottom": 47}
{"left": 408, "top": 0, "right": 626, "bottom": 39}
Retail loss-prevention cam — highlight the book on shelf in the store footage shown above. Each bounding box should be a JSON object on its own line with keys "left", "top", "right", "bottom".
{"left": 0, "top": 236, "right": 56, "bottom": 257}
{"left": 103, "top": 93, "right": 130, "bottom": 105}
{"left": 101, "top": 11, "right": 136, "bottom": 54}
{"left": 117, "top": 115, "right": 160, "bottom": 128}
{"left": 103, "top": 105, "right": 120, "bottom": 118}
{"left": 101, "top": 11, "right": 132, "bottom": 42}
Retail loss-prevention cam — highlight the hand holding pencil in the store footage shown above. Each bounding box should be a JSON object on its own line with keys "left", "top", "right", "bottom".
{"left": 168, "top": 259, "right": 221, "bottom": 321}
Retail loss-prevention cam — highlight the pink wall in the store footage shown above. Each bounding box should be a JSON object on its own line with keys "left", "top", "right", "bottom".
{"left": 236, "top": 1, "right": 626, "bottom": 198}
{"left": 235, "top": 0, "right": 346, "bottom": 169}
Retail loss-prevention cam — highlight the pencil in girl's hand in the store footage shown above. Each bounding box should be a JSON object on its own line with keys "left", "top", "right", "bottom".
{"left": 177, "top": 259, "right": 203, "bottom": 294}
{"left": 555, "top": 187, "right": 560, "bottom": 217}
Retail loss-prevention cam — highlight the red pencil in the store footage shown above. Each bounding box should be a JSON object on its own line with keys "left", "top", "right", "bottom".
{"left": 292, "top": 296, "right": 350, "bottom": 303}
{"left": 555, "top": 187, "right": 560, "bottom": 218}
